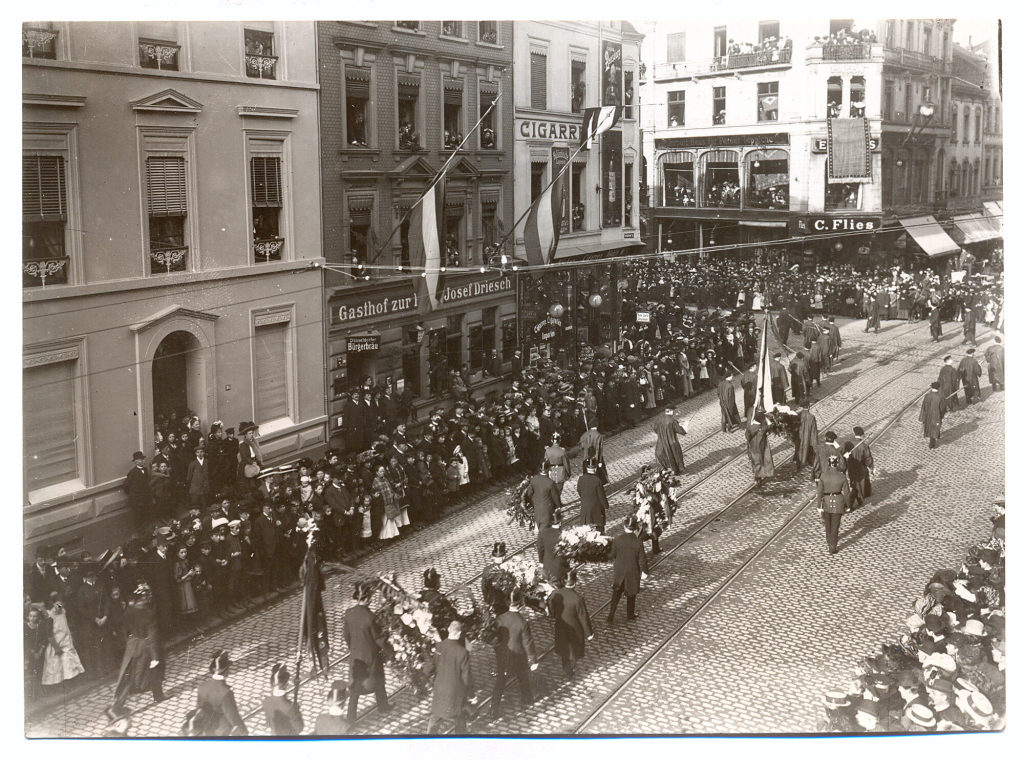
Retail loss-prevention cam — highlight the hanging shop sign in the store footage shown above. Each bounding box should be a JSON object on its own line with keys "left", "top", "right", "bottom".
{"left": 517, "top": 118, "right": 583, "bottom": 142}
{"left": 602, "top": 40, "right": 623, "bottom": 106}
{"left": 790, "top": 216, "right": 882, "bottom": 235}
{"left": 655, "top": 133, "right": 789, "bottom": 150}
{"left": 346, "top": 334, "right": 381, "bottom": 353}
{"left": 812, "top": 136, "right": 881, "bottom": 153}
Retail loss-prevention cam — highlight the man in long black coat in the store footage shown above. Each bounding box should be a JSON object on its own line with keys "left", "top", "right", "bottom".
{"left": 770, "top": 352, "right": 789, "bottom": 404}
{"left": 790, "top": 352, "right": 810, "bottom": 405}
{"left": 717, "top": 374, "right": 742, "bottom": 433}
{"left": 843, "top": 426, "right": 874, "bottom": 509}
{"left": 740, "top": 363, "right": 757, "bottom": 421}
{"left": 576, "top": 425, "right": 607, "bottom": 483}
{"left": 536, "top": 517, "right": 569, "bottom": 585}
{"left": 124, "top": 452, "right": 153, "bottom": 529}
{"left": 71, "top": 562, "right": 112, "bottom": 675}
{"left": 920, "top": 382, "right": 943, "bottom": 448}
{"left": 490, "top": 591, "right": 537, "bottom": 719}
{"left": 546, "top": 570, "right": 593, "bottom": 679}
{"left": 344, "top": 582, "right": 391, "bottom": 723}
{"left": 959, "top": 348, "right": 983, "bottom": 405}
{"left": 938, "top": 355, "right": 960, "bottom": 413}
{"left": 427, "top": 621, "right": 474, "bottom": 734}
{"left": 962, "top": 305, "right": 977, "bottom": 345}
{"left": 607, "top": 516, "right": 648, "bottom": 624}
{"left": 107, "top": 585, "right": 164, "bottom": 719}
{"left": 523, "top": 466, "right": 561, "bottom": 531}
{"left": 930, "top": 305, "right": 943, "bottom": 341}
{"left": 577, "top": 461, "right": 609, "bottom": 533}
{"left": 653, "top": 409, "right": 687, "bottom": 474}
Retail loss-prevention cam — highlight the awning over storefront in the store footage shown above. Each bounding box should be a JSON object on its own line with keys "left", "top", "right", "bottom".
{"left": 983, "top": 201, "right": 1003, "bottom": 234}
{"left": 552, "top": 239, "right": 644, "bottom": 262}
{"left": 951, "top": 212, "right": 1001, "bottom": 245}
{"left": 898, "top": 215, "right": 961, "bottom": 257}
{"left": 739, "top": 220, "right": 788, "bottom": 228}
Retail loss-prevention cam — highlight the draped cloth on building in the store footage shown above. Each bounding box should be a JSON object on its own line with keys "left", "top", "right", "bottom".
{"left": 827, "top": 117, "right": 871, "bottom": 182}
{"left": 409, "top": 173, "right": 447, "bottom": 314}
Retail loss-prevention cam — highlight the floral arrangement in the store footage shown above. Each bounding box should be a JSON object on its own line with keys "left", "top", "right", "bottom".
{"left": 505, "top": 476, "right": 536, "bottom": 530}
{"left": 556, "top": 525, "right": 612, "bottom": 565}
{"left": 765, "top": 404, "right": 801, "bottom": 440}
{"left": 629, "top": 466, "right": 681, "bottom": 538}
{"left": 485, "top": 556, "right": 553, "bottom": 615}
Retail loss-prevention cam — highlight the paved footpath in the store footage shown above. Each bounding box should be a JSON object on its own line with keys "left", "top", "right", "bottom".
{"left": 26, "top": 317, "right": 1000, "bottom": 737}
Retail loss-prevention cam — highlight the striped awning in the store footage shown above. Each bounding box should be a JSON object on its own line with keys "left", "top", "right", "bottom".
{"left": 898, "top": 215, "right": 960, "bottom": 257}
{"left": 983, "top": 201, "right": 1003, "bottom": 234}
{"left": 951, "top": 212, "right": 1000, "bottom": 245}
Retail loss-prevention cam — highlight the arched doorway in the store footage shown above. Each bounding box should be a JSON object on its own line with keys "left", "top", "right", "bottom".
{"left": 152, "top": 330, "right": 202, "bottom": 430}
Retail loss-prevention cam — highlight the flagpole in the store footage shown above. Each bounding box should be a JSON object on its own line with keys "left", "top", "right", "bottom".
{"left": 293, "top": 540, "right": 310, "bottom": 704}
{"left": 369, "top": 93, "right": 503, "bottom": 262}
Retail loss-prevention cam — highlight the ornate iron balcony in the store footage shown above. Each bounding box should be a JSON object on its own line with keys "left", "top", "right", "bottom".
{"left": 821, "top": 43, "right": 868, "bottom": 60}
{"left": 254, "top": 237, "right": 285, "bottom": 263}
{"left": 23, "top": 256, "right": 69, "bottom": 287}
{"left": 23, "top": 26, "right": 57, "bottom": 59}
{"left": 139, "top": 40, "right": 180, "bottom": 70}
{"left": 149, "top": 245, "right": 189, "bottom": 274}
{"left": 245, "top": 53, "right": 277, "bottom": 79}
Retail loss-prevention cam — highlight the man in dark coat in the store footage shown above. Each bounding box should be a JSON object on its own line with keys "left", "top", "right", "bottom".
{"left": 523, "top": 466, "right": 562, "bottom": 531}
{"left": 717, "top": 374, "right": 742, "bottom": 433}
{"left": 985, "top": 335, "right": 1004, "bottom": 391}
{"left": 817, "top": 454, "right": 850, "bottom": 555}
{"left": 124, "top": 452, "right": 153, "bottom": 528}
{"left": 186, "top": 447, "right": 211, "bottom": 508}
{"left": 843, "top": 426, "right": 874, "bottom": 509}
{"left": 777, "top": 307, "right": 795, "bottom": 345}
{"left": 490, "top": 590, "right": 537, "bottom": 719}
{"left": 920, "top": 382, "right": 943, "bottom": 448}
{"left": 344, "top": 582, "right": 391, "bottom": 723}
{"left": 809, "top": 337, "right": 828, "bottom": 387}
{"left": 770, "top": 352, "right": 789, "bottom": 404}
{"left": 546, "top": 570, "right": 593, "bottom": 679}
{"left": 653, "top": 409, "right": 688, "bottom": 474}
{"left": 745, "top": 412, "right": 775, "bottom": 487}
{"left": 576, "top": 425, "right": 607, "bottom": 483}
{"left": 802, "top": 317, "right": 821, "bottom": 349}
{"left": 107, "top": 583, "right": 165, "bottom": 719}
{"left": 536, "top": 515, "right": 569, "bottom": 584}
{"left": 148, "top": 537, "right": 176, "bottom": 636}
{"left": 962, "top": 305, "right": 977, "bottom": 345}
{"left": 481, "top": 542, "right": 510, "bottom": 614}
{"left": 740, "top": 363, "right": 757, "bottom": 421}
{"left": 866, "top": 295, "right": 882, "bottom": 333}
{"left": 827, "top": 316, "right": 842, "bottom": 363}
{"left": 607, "top": 515, "right": 648, "bottom": 624}
{"left": 790, "top": 352, "right": 810, "bottom": 405}
{"left": 813, "top": 431, "right": 847, "bottom": 481}
{"left": 794, "top": 402, "right": 818, "bottom": 473}
{"left": 71, "top": 562, "right": 111, "bottom": 675}
{"left": 930, "top": 305, "right": 943, "bottom": 341}
{"left": 577, "top": 460, "right": 609, "bottom": 533}
{"left": 253, "top": 503, "right": 280, "bottom": 596}
{"left": 427, "top": 621, "right": 474, "bottom": 733}
{"left": 341, "top": 391, "right": 365, "bottom": 454}
{"left": 959, "top": 348, "right": 983, "bottom": 405}
{"left": 193, "top": 651, "right": 247, "bottom": 736}
{"left": 938, "top": 355, "right": 960, "bottom": 413}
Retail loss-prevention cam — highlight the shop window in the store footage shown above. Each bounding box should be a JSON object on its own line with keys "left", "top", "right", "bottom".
{"left": 402, "top": 326, "right": 421, "bottom": 398}
{"left": 441, "top": 21, "right": 462, "bottom": 38}
{"left": 244, "top": 28, "right": 276, "bottom": 80}
{"left": 827, "top": 76, "right": 843, "bottom": 118}
{"left": 849, "top": 77, "right": 866, "bottom": 117}
{"left": 345, "top": 68, "right": 370, "bottom": 147}
{"left": 251, "top": 156, "right": 283, "bottom": 263}
{"left": 746, "top": 151, "right": 788, "bottom": 209}
{"left": 666, "top": 33, "right": 685, "bottom": 62}
{"left": 146, "top": 156, "right": 188, "bottom": 274}
{"left": 702, "top": 150, "right": 740, "bottom": 208}
{"left": 757, "top": 82, "right": 779, "bottom": 122}
{"left": 531, "top": 162, "right": 546, "bottom": 203}
{"left": 398, "top": 76, "right": 421, "bottom": 150}
{"left": 23, "top": 154, "right": 69, "bottom": 286}
{"left": 571, "top": 58, "right": 586, "bottom": 114}
{"left": 443, "top": 82, "right": 463, "bottom": 150}
{"left": 478, "top": 21, "right": 498, "bottom": 44}
{"left": 479, "top": 85, "right": 498, "bottom": 149}
{"left": 667, "top": 90, "right": 685, "bottom": 127}
{"left": 663, "top": 161, "right": 694, "bottom": 207}
{"left": 759, "top": 21, "right": 780, "bottom": 43}
{"left": 531, "top": 51, "right": 547, "bottom": 110}
{"left": 712, "top": 86, "right": 726, "bottom": 124}
{"left": 501, "top": 317, "right": 517, "bottom": 361}
{"left": 571, "top": 163, "right": 586, "bottom": 231}
{"left": 624, "top": 163, "right": 633, "bottom": 226}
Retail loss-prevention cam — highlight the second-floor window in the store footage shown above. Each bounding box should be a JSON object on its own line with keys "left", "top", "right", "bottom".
{"left": 623, "top": 69, "right": 634, "bottom": 118}
{"left": 667, "top": 90, "right": 685, "bottom": 126}
{"left": 478, "top": 21, "right": 497, "bottom": 44}
{"left": 398, "top": 76, "right": 421, "bottom": 150}
{"left": 138, "top": 21, "right": 179, "bottom": 70}
{"left": 666, "top": 32, "right": 685, "bottom": 62}
{"left": 479, "top": 85, "right": 498, "bottom": 149}
{"left": 963, "top": 108, "right": 970, "bottom": 143}
{"left": 884, "top": 80, "right": 894, "bottom": 120}
{"left": 396, "top": 21, "right": 420, "bottom": 32}
{"left": 441, "top": 21, "right": 462, "bottom": 38}
{"left": 571, "top": 162, "right": 586, "bottom": 231}
{"left": 531, "top": 51, "right": 547, "bottom": 110}
{"left": 146, "top": 156, "right": 188, "bottom": 274}
{"left": 571, "top": 59, "right": 586, "bottom": 113}
{"left": 444, "top": 81, "right": 463, "bottom": 150}
{"left": 23, "top": 22, "right": 58, "bottom": 60}
{"left": 757, "top": 82, "right": 779, "bottom": 122}
{"left": 713, "top": 27, "right": 727, "bottom": 58}
{"left": 244, "top": 28, "right": 276, "bottom": 80}
{"left": 23, "top": 155, "right": 68, "bottom": 286}
{"left": 850, "top": 77, "right": 866, "bottom": 117}
{"left": 827, "top": 76, "right": 843, "bottom": 118}
{"left": 759, "top": 21, "right": 780, "bottom": 43}
{"left": 251, "top": 156, "right": 283, "bottom": 263}
{"left": 975, "top": 109, "right": 982, "bottom": 143}
{"left": 713, "top": 86, "right": 726, "bottom": 125}
{"left": 951, "top": 105, "right": 958, "bottom": 139}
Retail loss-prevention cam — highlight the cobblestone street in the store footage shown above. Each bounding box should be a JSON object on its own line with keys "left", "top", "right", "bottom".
{"left": 26, "top": 318, "right": 1004, "bottom": 737}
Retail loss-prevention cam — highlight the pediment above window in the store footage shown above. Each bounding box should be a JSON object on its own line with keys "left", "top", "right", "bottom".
{"left": 131, "top": 89, "right": 203, "bottom": 114}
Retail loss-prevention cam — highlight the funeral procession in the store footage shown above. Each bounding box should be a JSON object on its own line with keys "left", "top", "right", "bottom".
{"left": 22, "top": 14, "right": 1008, "bottom": 742}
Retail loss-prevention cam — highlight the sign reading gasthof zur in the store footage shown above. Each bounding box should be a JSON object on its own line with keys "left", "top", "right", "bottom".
{"left": 336, "top": 293, "right": 418, "bottom": 323}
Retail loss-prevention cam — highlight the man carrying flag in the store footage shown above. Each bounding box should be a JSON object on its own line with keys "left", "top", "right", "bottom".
{"left": 408, "top": 174, "right": 447, "bottom": 314}
{"left": 746, "top": 317, "right": 776, "bottom": 486}
{"left": 296, "top": 523, "right": 330, "bottom": 685}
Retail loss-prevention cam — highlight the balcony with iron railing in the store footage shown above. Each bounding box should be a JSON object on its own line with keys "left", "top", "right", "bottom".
{"left": 149, "top": 245, "right": 189, "bottom": 274}
{"left": 245, "top": 53, "right": 278, "bottom": 79}
{"left": 23, "top": 256, "right": 69, "bottom": 288}
{"left": 254, "top": 238, "right": 285, "bottom": 263}
{"left": 23, "top": 26, "right": 58, "bottom": 59}
{"left": 650, "top": 184, "right": 790, "bottom": 213}
{"left": 804, "top": 41, "right": 884, "bottom": 64}
{"left": 653, "top": 46, "right": 792, "bottom": 81}
{"left": 139, "top": 39, "right": 181, "bottom": 71}
{"left": 883, "top": 46, "right": 948, "bottom": 74}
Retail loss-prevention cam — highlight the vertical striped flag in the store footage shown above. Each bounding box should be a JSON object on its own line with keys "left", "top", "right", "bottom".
{"left": 580, "top": 106, "right": 621, "bottom": 149}
{"left": 754, "top": 315, "right": 776, "bottom": 413}
{"left": 409, "top": 174, "right": 446, "bottom": 313}
{"left": 523, "top": 172, "right": 566, "bottom": 267}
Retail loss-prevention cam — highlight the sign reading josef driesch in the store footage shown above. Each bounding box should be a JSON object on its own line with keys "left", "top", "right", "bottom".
{"left": 439, "top": 275, "right": 513, "bottom": 304}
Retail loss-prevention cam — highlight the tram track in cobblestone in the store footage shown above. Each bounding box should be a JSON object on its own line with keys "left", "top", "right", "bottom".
{"left": 567, "top": 362, "right": 940, "bottom": 735}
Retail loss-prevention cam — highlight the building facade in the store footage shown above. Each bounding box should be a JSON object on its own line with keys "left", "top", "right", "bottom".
{"left": 513, "top": 21, "right": 643, "bottom": 364}
{"left": 22, "top": 21, "right": 327, "bottom": 553}
{"left": 641, "top": 19, "right": 966, "bottom": 267}
{"left": 317, "top": 20, "right": 515, "bottom": 444}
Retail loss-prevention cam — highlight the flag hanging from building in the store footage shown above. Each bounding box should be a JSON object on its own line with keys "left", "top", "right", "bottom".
{"left": 409, "top": 174, "right": 446, "bottom": 313}
{"left": 827, "top": 116, "right": 872, "bottom": 182}
{"left": 754, "top": 315, "right": 776, "bottom": 414}
{"left": 523, "top": 172, "right": 566, "bottom": 267}
{"left": 299, "top": 540, "right": 330, "bottom": 673}
{"left": 580, "top": 106, "right": 621, "bottom": 150}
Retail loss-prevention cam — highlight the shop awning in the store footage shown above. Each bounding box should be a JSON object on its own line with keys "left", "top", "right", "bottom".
{"left": 898, "top": 215, "right": 961, "bottom": 257}
{"left": 552, "top": 239, "right": 644, "bottom": 262}
{"left": 951, "top": 212, "right": 1001, "bottom": 245}
{"left": 983, "top": 201, "right": 1003, "bottom": 234}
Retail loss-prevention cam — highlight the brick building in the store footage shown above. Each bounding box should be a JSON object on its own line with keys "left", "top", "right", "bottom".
{"left": 317, "top": 20, "right": 514, "bottom": 442}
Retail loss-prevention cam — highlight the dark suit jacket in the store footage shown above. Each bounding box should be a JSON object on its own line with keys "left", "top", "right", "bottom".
{"left": 253, "top": 513, "right": 279, "bottom": 561}
{"left": 524, "top": 474, "right": 561, "bottom": 529}
{"left": 344, "top": 603, "right": 386, "bottom": 666}
{"left": 577, "top": 429, "right": 605, "bottom": 463}
{"left": 196, "top": 677, "right": 248, "bottom": 736}
{"left": 547, "top": 587, "right": 593, "bottom": 660}
{"left": 577, "top": 473, "right": 609, "bottom": 527}
{"left": 124, "top": 465, "right": 152, "bottom": 510}
{"left": 494, "top": 610, "right": 536, "bottom": 662}
{"left": 537, "top": 526, "right": 569, "bottom": 583}
{"left": 611, "top": 532, "right": 648, "bottom": 596}
{"left": 186, "top": 457, "right": 210, "bottom": 497}
{"left": 430, "top": 638, "right": 474, "bottom": 720}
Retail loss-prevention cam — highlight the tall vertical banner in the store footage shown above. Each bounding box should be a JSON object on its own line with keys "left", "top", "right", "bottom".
{"left": 754, "top": 316, "right": 776, "bottom": 413}
{"left": 601, "top": 129, "right": 622, "bottom": 227}
{"left": 602, "top": 40, "right": 622, "bottom": 106}
{"left": 409, "top": 175, "right": 446, "bottom": 314}
{"left": 552, "top": 146, "right": 570, "bottom": 235}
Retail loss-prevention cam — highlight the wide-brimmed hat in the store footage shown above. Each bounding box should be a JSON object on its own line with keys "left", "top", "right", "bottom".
{"left": 239, "top": 421, "right": 258, "bottom": 435}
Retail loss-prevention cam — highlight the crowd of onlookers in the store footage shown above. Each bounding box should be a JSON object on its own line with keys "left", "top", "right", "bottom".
{"left": 812, "top": 27, "right": 878, "bottom": 47}
{"left": 724, "top": 35, "right": 793, "bottom": 57}
{"left": 821, "top": 502, "right": 1005, "bottom": 732}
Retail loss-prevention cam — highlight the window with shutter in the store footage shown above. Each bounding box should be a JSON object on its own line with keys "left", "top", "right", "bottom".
{"left": 23, "top": 358, "right": 78, "bottom": 495}
{"left": 23, "top": 153, "right": 69, "bottom": 281}
{"left": 251, "top": 157, "right": 282, "bottom": 207}
{"left": 254, "top": 321, "right": 291, "bottom": 423}
{"left": 531, "top": 52, "right": 547, "bottom": 110}
{"left": 24, "top": 155, "right": 67, "bottom": 221}
{"left": 666, "top": 33, "right": 685, "bottom": 62}
{"left": 146, "top": 156, "right": 187, "bottom": 272}
{"left": 251, "top": 156, "right": 283, "bottom": 261}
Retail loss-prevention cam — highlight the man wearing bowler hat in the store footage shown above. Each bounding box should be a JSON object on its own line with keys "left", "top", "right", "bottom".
{"left": 607, "top": 515, "right": 648, "bottom": 624}
{"left": 124, "top": 451, "right": 153, "bottom": 528}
